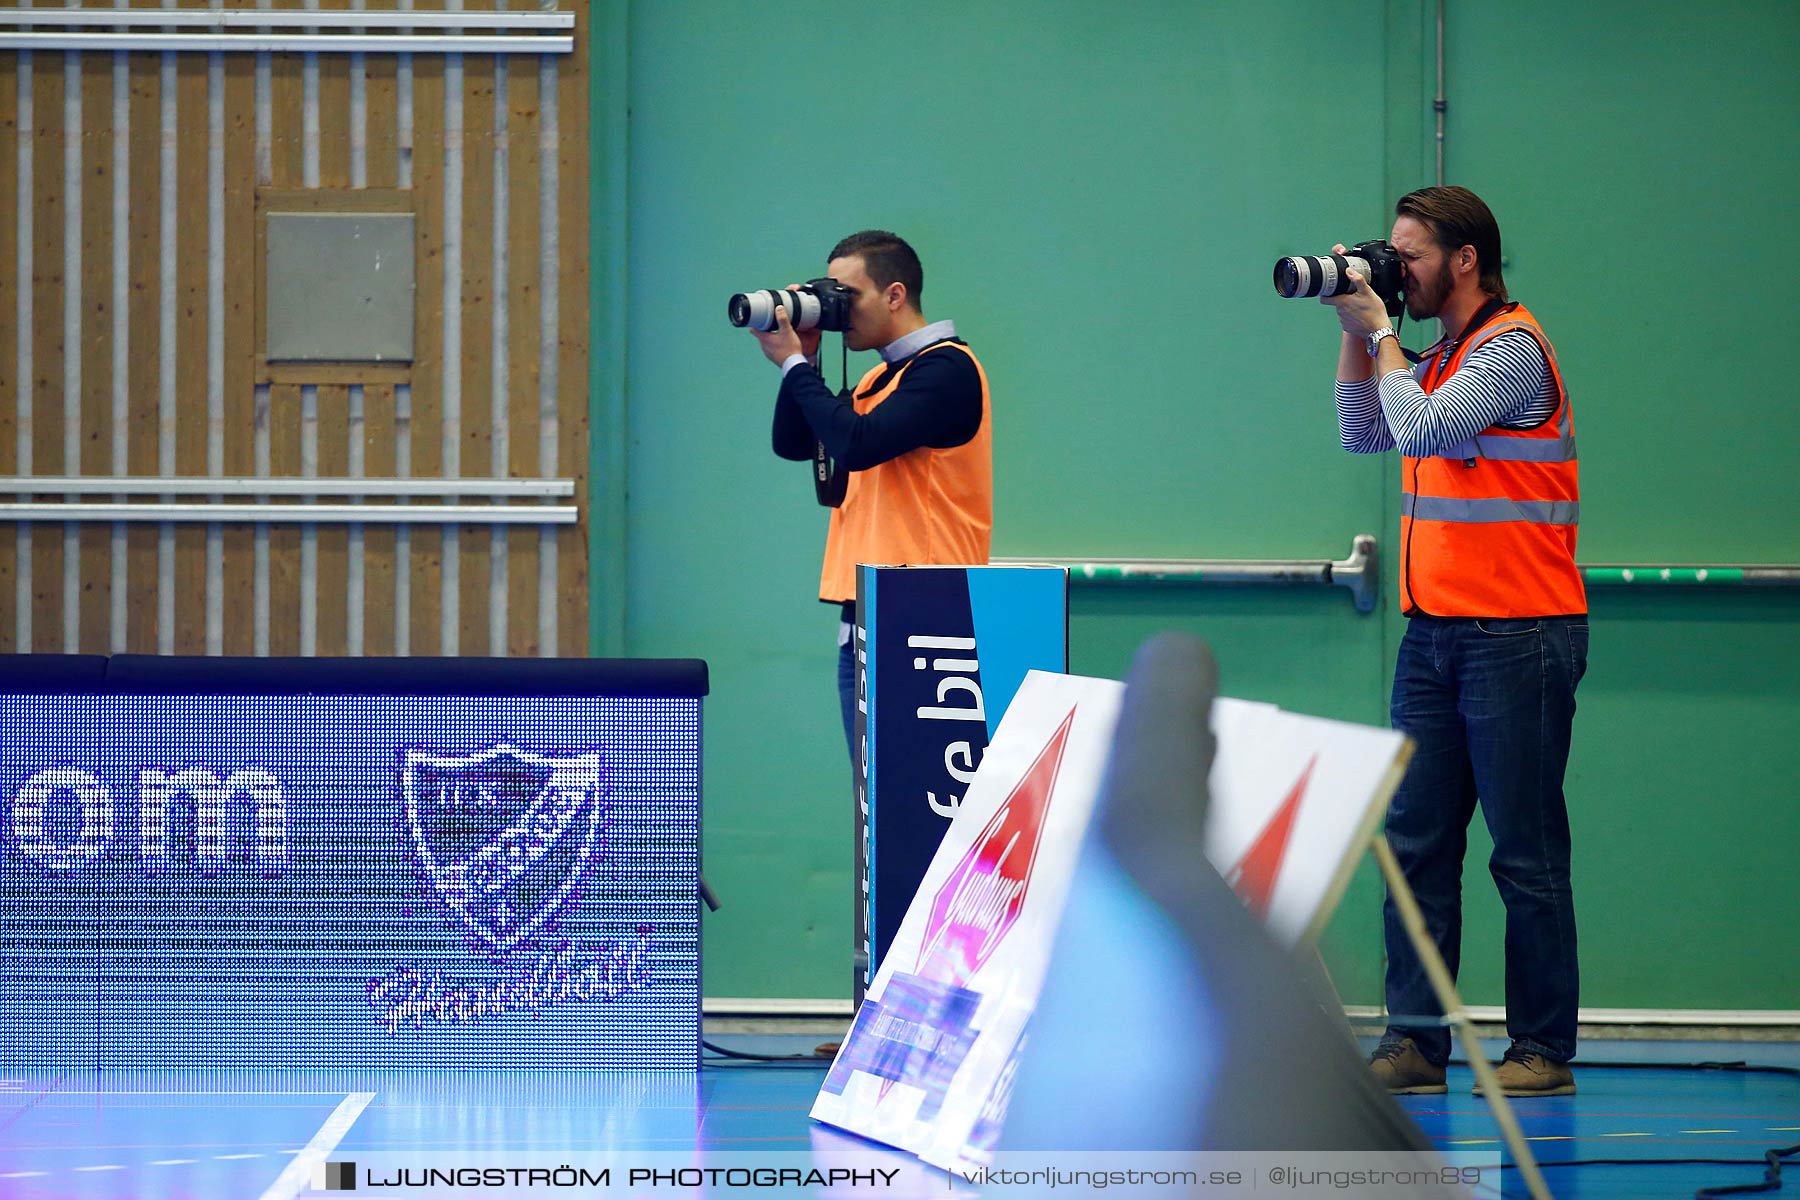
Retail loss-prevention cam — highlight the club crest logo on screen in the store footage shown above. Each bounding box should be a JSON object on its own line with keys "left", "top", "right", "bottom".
{"left": 368, "top": 743, "right": 653, "bottom": 1034}
{"left": 403, "top": 744, "right": 604, "bottom": 952}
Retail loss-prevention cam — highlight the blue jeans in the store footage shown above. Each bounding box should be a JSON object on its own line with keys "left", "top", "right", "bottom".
{"left": 1382, "top": 615, "right": 1589, "bottom": 1066}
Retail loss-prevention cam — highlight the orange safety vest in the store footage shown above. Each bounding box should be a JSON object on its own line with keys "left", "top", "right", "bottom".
{"left": 818, "top": 340, "right": 992, "bottom": 603}
{"left": 1400, "top": 303, "right": 1586, "bottom": 617}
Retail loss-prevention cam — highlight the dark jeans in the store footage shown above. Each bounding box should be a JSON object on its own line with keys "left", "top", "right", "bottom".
{"left": 1382, "top": 615, "right": 1589, "bottom": 1066}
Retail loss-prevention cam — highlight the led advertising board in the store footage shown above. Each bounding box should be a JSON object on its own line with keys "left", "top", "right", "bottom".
{"left": 0, "top": 687, "right": 700, "bottom": 1069}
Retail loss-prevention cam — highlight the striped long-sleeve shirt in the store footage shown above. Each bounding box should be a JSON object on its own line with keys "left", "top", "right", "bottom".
{"left": 1336, "top": 328, "right": 1558, "bottom": 457}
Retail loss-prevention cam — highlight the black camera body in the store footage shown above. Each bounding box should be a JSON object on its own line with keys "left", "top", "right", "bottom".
{"left": 728, "top": 278, "right": 856, "bottom": 333}
{"left": 1273, "top": 240, "right": 1405, "bottom": 315}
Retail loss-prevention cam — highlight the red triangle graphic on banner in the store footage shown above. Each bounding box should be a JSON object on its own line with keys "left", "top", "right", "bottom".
{"left": 914, "top": 707, "right": 1076, "bottom": 986}
{"left": 1225, "top": 754, "right": 1317, "bottom": 918}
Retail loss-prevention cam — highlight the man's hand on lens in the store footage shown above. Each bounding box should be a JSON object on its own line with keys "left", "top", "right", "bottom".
{"left": 748, "top": 281, "right": 822, "bottom": 367}
{"left": 751, "top": 303, "right": 806, "bottom": 366}
{"left": 1322, "top": 266, "right": 1391, "bottom": 339}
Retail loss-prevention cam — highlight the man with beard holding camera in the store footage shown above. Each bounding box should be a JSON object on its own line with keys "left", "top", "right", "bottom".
{"left": 1323, "top": 186, "right": 1587, "bottom": 1099}
{"left": 747, "top": 230, "right": 992, "bottom": 768}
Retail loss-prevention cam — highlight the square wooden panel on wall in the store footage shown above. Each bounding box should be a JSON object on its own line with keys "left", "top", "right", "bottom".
{"left": 254, "top": 186, "right": 417, "bottom": 386}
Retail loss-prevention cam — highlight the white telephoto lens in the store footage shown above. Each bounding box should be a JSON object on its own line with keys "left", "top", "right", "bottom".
{"left": 787, "top": 290, "right": 823, "bottom": 331}
{"left": 1316, "top": 256, "right": 1342, "bottom": 296}
{"left": 740, "top": 290, "right": 778, "bottom": 331}
{"left": 1289, "top": 257, "right": 1315, "bottom": 296}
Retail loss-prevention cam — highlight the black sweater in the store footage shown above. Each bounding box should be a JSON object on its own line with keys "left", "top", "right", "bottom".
{"left": 770, "top": 341, "right": 983, "bottom": 472}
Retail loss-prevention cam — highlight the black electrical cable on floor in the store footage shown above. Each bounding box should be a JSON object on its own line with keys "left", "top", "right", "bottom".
{"left": 699, "top": 1038, "right": 828, "bottom": 1064}
{"left": 1439, "top": 1057, "right": 1800, "bottom": 1197}
{"left": 1693, "top": 1143, "right": 1800, "bottom": 1198}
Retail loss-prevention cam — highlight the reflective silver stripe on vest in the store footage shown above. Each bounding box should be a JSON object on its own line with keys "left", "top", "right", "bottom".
{"left": 1405, "top": 494, "right": 1580, "bottom": 525}
{"left": 1468, "top": 433, "right": 1578, "bottom": 462}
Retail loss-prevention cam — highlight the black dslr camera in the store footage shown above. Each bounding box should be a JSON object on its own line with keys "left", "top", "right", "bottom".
{"left": 727, "top": 278, "right": 855, "bottom": 333}
{"left": 1272, "top": 241, "right": 1405, "bottom": 316}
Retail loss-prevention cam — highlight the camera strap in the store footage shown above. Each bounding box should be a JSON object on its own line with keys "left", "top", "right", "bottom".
{"left": 812, "top": 337, "right": 851, "bottom": 508}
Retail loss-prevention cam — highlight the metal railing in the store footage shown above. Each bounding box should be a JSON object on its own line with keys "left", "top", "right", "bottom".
{"left": 0, "top": 8, "right": 575, "bottom": 55}
{"left": 994, "top": 534, "right": 1380, "bottom": 613}
{"left": 995, "top": 538, "right": 1800, "bottom": 617}
{"left": 1582, "top": 564, "right": 1800, "bottom": 588}
{"left": 0, "top": 476, "right": 577, "bottom": 526}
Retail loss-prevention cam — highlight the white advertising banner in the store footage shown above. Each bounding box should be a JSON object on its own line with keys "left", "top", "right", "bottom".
{"left": 812, "top": 670, "right": 1411, "bottom": 1172}
{"left": 1207, "top": 697, "right": 1410, "bottom": 948}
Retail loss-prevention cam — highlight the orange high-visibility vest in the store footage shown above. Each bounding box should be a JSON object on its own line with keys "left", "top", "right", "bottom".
{"left": 1400, "top": 303, "right": 1586, "bottom": 617}
{"left": 818, "top": 340, "right": 992, "bottom": 603}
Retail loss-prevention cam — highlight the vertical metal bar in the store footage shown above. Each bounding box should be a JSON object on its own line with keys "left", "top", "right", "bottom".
{"left": 253, "top": 0, "right": 271, "bottom": 656}
{"left": 1435, "top": 0, "right": 1446, "bottom": 187}
{"left": 61, "top": 23, "right": 80, "bottom": 652}
{"left": 206, "top": 1, "right": 225, "bottom": 655}
{"left": 536, "top": 50, "right": 557, "bottom": 656}
{"left": 441, "top": 0, "right": 463, "bottom": 655}
{"left": 346, "top": 0, "right": 367, "bottom": 656}
{"left": 158, "top": 0, "right": 177, "bottom": 654}
{"left": 393, "top": 0, "right": 412, "bottom": 656}
{"left": 299, "top": 0, "right": 320, "bottom": 657}
{"left": 14, "top": 37, "right": 31, "bottom": 653}
{"left": 110, "top": 40, "right": 128, "bottom": 652}
{"left": 489, "top": 12, "right": 508, "bottom": 656}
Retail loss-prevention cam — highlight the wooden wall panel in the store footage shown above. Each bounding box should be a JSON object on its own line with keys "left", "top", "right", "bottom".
{"left": 267, "top": 382, "right": 303, "bottom": 656}
{"left": 315, "top": 13, "right": 352, "bottom": 657}
{"left": 362, "top": 382, "right": 396, "bottom": 655}
{"left": 221, "top": 54, "right": 257, "bottom": 656}
{"left": 124, "top": 53, "right": 159, "bottom": 654}
{"left": 174, "top": 54, "right": 208, "bottom": 656}
{"left": 78, "top": 50, "right": 113, "bottom": 654}
{"left": 556, "top": 28, "right": 591, "bottom": 658}
{"left": 408, "top": 56, "right": 445, "bottom": 658}
{"left": 30, "top": 58, "right": 65, "bottom": 653}
{"left": 266, "top": 52, "right": 304, "bottom": 655}
{"left": 315, "top": 384, "right": 350, "bottom": 654}
{"left": 506, "top": 61, "right": 541, "bottom": 659}
{"left": 2, "top": 4, "right": 592, "bottom": 661}
{"left": 459, "top": 57, "right": 496, "bottom": 657}
{"left": 364, "top": 53, "right": 397, "bottom": 190}
{"left": 359, "top": 46, "right": 399, "bottom": 657}
{"left": 0, "top": 53, "right": 18, "bottom": 652}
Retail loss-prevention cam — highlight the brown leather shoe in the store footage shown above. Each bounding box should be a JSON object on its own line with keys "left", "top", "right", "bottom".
{"left": 1369, "top": 1038, "right": 1447, "bottom": 1094}
{"left": 1473, "top": 1048, "right": 1576, "bottom": 1097}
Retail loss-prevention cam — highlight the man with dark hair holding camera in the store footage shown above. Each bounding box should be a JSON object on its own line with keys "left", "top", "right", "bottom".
{"left": 1322, "top": 186, "right": 1588, "bottom": 1099}
{"left": 747, "top": 230, "right": 992, "bottom": 766}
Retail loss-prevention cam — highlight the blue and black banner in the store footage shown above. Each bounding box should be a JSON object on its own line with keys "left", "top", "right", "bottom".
{"left": 852, "top": 565, "right": 1067, "bottom": 1005}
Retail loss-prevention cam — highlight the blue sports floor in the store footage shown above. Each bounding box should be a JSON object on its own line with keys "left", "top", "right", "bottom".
{"left": 1, "top": 1034, "right": 1795, "bottom": 1198}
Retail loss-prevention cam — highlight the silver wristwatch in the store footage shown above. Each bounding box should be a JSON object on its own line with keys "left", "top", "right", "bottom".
{"left": 1366, "top": 327, "right": 1397, "bottom": 358}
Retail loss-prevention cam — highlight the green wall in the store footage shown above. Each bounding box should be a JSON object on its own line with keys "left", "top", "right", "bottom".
{"left": 602, "top": 1, "right": 1800, "bottom": 1010}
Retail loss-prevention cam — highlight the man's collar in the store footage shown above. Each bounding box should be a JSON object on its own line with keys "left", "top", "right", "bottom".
{"left": 880, "top": 319, "right": 957, "bottom": 364}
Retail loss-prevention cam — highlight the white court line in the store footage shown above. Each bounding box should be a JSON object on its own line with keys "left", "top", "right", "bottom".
{"left": 151, "top": 1159, "right": 200, "bottom": 1166}
{"left": 0, "top": 1171, "right": 50, "bottom": 1178}
{"left": 13, "top": 1086, "right": 351, "bottom": 1101}
{"left": 217, "top": 1153, "right": 266, "bottom": 1160}
{"left": 257, "top": 1092, "right": 375, "bottom": 1200}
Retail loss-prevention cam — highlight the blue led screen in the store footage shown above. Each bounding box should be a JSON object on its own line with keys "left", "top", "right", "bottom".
{"left": 0, "top": 694, "right": 700, "bottom": 1069}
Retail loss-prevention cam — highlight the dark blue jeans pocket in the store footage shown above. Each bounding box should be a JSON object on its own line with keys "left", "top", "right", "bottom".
{"left": 1474, "top": 617, "right": 1543, "bottom": 637}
